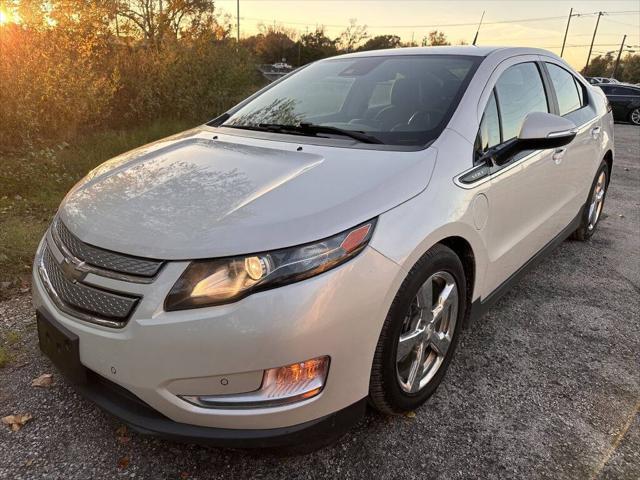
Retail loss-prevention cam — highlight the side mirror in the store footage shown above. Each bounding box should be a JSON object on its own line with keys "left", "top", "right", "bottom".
{"left": 488, "top": 112, "right": 577, "bottom": 166}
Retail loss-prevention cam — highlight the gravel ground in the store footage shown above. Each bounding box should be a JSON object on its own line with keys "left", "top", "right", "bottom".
{"left": 1, "top": 125, "right": 638, "bottom": 480}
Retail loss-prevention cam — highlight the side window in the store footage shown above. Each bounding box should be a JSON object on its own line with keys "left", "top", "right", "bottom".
{"left": 619, "top": 87, "right": 640, "bottom": 96}
{"left": 475, "top": 90, "right": 501, "bottom": 157}
{"left": 495, "top": 63, "right": 549, "bottom": 141}
{"left": 546, "top": 63, "right": 582, "bottom": 115}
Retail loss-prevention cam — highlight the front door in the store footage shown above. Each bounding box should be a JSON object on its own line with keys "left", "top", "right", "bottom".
{"left": 478, "top": 61, "right": 564, "bottom": 297}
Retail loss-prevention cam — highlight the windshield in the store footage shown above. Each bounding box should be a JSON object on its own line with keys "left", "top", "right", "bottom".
{"left": 222, "top": 54, "right": 482, "bottom": 147}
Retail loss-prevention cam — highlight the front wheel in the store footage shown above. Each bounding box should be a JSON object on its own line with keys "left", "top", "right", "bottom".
{"left": 369, "top": 244, "right": 467, "bottom": 415}
{"left": 629, "top": 107, "right": 640, "bottom": 126}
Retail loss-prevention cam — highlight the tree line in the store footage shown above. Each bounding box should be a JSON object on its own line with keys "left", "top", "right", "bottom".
{"left": 1, "top": 1, "right": 637, "bottom": 152}
{"left": 241, "top": 21, "right": 456, "bottom": 66}
{"left": 0, "top": 1, "right": 458, "bottom": 151}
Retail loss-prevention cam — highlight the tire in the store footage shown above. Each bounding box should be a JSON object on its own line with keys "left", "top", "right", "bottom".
{"left": 571, "top": 160, "right": 610, "bottom": 241}
{"left": 369, "top": 244, "right": 467, "bottom": 415}
{"left": 629, "top": 107, "right": 640, "bottom": 126}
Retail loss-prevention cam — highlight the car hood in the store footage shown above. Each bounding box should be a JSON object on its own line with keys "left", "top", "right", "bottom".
{"left": 59, "top": 128, "right": 437, "bottom": 259}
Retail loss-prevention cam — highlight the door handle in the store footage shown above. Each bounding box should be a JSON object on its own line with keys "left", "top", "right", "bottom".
{"left": 591, "top": 126, "right": 601, "bottom": 140}
{"left": 552, "top": 148, "right": 566, "bottom": 165}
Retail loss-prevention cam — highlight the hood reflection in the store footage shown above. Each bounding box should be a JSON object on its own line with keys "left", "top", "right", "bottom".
{"left": 63, "top": 136, "right": 323, "bottom": 245}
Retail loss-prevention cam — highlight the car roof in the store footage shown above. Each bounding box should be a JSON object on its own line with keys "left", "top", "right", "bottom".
{"left": 331, "top": 45, "right": 560, "bottom": 60}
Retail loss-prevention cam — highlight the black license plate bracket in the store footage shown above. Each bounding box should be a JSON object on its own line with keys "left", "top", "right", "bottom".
{"left": 37, "top": 310, "right": 87, "bottom": 384}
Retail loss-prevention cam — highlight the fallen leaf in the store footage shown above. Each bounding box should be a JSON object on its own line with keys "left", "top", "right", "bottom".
{"left": 25, "top": 459, "right": 34, "bottom": 467}
{"left": 180, "top": 473, "right": 190, "bottom": 480}
{"left": 31, "top": 373, "right": 53, "bottom": 388}
{"left": 405, "top": 411, "right": 416, "bottom": 419}
{"left": 2, "top": 413, "right": 33, "bottom": 431}
{"left": 115, "top": 425, "right": 130, "bottom": 444}
{"left": 117, "top": 456, "right": 130, "bottom": 469}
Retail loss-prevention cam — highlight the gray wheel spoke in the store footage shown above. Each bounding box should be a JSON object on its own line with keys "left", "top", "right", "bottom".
{"left": 416, "top": 278, "right": 433, "bottom": 312}
{"left": 588, "top": 201, "right": 596, "bottom": 223}
{"left": 428, "top": 331, "right": 451, "bottom": 356}
{"left": 397, "top": 328, "right": 424, "bottom": 362}
{"left": 406, "top": 345, "right": 425, "bottom": 393}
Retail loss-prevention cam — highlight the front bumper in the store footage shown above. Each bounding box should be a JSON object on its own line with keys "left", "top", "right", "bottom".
{"left": 32, "top": 237, "right": 401, "bottom": 439}
{"left": 74, "top": 354, "right": 367, "bottom": 448}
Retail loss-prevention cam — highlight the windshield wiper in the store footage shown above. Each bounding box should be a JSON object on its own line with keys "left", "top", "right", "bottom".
{"left": 222, "top": 122, "right": 383, "bottom": 144}
{"left": 261, "top": 123, "right": 384, "bottom": 144}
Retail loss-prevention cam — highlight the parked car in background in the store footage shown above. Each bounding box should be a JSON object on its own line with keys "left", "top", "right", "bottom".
{"left": 597, "top": 83, "right": 640, "bottom": 125}
{"left": 33, "top": 46, "right": 614, "bottom": 448}
{"left": 585, "top": 76, "right": 620, "bottom": 85}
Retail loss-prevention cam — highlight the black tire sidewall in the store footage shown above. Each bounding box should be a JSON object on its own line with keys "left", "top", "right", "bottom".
{"left": 373, "top": 246, "right": 467, "bottom": 413}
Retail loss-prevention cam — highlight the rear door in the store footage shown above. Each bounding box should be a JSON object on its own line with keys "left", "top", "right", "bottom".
{"left": 542, "top": 61, "right": 601, "bottom": 228}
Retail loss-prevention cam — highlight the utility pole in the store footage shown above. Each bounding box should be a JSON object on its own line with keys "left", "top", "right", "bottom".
{"left": 472, "top": 11, "right": 485, "bottom": 46}
{"left": 236, "top": 0, "right": 240, "bottom": 43}
{"left": 560, "top": 8, "right": 573, "bottom": 58}
{"left": 584, "top": 11, "right": 603, "bottom": 73}
{"left": 612, "top": 34, "right": 627, "bottom": 79}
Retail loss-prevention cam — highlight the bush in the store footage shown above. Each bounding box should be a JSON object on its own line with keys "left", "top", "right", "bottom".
{"left": 0, "top": 24, "right": 263, "bottom": 152}
{"left": 112, "top": 36, "right": 260, "bottom": 126}
{"left": 0, "top": 24, "right": 119, "bottom": 149}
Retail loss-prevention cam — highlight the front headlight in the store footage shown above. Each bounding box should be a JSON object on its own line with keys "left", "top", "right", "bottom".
{"left": 164, "top": 219, "right": 376, "bottom": 311}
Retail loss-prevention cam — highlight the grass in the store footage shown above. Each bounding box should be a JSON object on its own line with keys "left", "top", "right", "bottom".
{"left": 0, "top": 331, "right": 21, "bottom": 368}
{"left": 0, "top": 346, "right": 9, "bottom": 368}
{"left": 5, "top": 330, "right": 21, "bottom": 345}
{"left": 0, "top": 118, "right": 197, "bottom": 295}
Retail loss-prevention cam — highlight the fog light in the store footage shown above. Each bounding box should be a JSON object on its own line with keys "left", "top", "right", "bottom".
{"left": 180, "top": 356, "right": 330, "bottom": 409}
{"left": 263, "top": 357, "right": 329, "bottom": 401}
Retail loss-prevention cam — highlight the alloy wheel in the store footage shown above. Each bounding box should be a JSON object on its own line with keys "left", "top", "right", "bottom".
{"left": 587, "top": 170, "right": 607, "bottom": 231}
{"left": 396, "top": 271, "right": 458, "bottom": 394}
{"left": 631, "top": 108, "right": 640, "bottom": 126}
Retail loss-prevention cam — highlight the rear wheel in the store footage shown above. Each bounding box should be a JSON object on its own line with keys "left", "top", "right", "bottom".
{"left": 572, "top": 161, "right": 609, "bottom": 241}
{"left": 369, "top": 244, "right": 466, "bottom": 414}
{"left": 630, "top": 108, "right": 640, "bottom": 126}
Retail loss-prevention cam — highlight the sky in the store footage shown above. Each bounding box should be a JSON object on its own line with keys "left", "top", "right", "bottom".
{"left": 214, "top": 0, "right": 640, "bottom": 69}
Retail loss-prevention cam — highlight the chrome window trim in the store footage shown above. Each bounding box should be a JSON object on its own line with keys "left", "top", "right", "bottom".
{"left": 453, "top": 149, "right": 538, "bottom": 189}
{"left": 454, "top": 115, "right": 601, "bottom": 190}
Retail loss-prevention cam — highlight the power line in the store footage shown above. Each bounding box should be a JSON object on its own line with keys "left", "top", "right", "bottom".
{"left": 602, "top": 17, "right": 640, "bottom": 28}
{"left": 240, "top": 14, "right": 573, "bottom": 29}
{"left": 237, "top": 10, "right": 639, "bottom": 30}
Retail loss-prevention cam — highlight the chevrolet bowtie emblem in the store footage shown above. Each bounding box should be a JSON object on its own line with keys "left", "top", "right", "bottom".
{"left": 60, "top": 257, "right": 87, "bottom": 283}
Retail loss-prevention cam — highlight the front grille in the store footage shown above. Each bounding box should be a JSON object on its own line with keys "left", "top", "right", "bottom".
{"left": 55, "top": 220, "right": 163, "bottom": 278}
{"left": 41, "top": 245, "right": 139, "bottom": 326}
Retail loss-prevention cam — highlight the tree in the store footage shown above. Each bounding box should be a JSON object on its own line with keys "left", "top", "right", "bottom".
{"left": 620, "top": 54, "right": 640, "bottom": 83}
{"left": 358, "top": 34, "right": 402, "bottom": 52}
{"left": 336, "top": 18, "right": 368, "bottom": 53}
{"left": 583, "top": 54, "right": 614, "bottom": 77}
{"left": 114, "top": 0, "right": 218, "bottom": 44}
{"left": 250, "top": 24, "right": 297, "bottom": 64}
{"left": 422, "top": 30, "right": 450, "bottom": 47}
{"left": 298, "top": 26, "right": 337, "bottom": 63}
